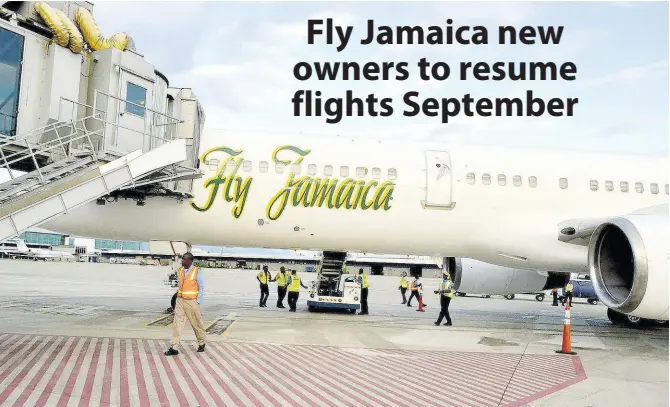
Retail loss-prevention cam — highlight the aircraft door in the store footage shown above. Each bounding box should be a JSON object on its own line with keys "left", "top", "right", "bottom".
{"left": 423, "top": 150, "right": 455, "bottom": 209}
{"left": 115, "top": 71, "right": 153, "bottom": 153}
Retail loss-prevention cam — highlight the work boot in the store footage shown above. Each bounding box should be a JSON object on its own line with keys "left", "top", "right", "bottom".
{"left": 164, "top": 347, "right": 179, "bottom": 356}
{"left": 444, "top": 322, "right": 452, "bottom": 326}
{"left": 197, "top": 344, "right": 205, "bottom": 352}
{"left": 434, "top": 321, "right": 440, "bottom": 326}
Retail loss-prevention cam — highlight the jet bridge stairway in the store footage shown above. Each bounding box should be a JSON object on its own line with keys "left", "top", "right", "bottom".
{"left": 0, "top": 119, "right": 190, "bottom": 241}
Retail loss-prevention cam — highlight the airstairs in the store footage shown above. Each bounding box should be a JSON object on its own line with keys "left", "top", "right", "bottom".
{"left": 0, "top": 97, "right": 200, "bottom": 242}
{"left": 316, "top": 251, "right": 349, "bottom": 296}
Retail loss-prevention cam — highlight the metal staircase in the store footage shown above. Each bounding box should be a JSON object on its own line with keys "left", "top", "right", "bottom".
{"left": 316, "top": 251, "right": 349, "bottom": 296}
{"left": 0, "top": 100, "right": 194, "bottom": 242}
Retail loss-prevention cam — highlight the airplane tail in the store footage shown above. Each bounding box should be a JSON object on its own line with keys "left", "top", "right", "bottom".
{"left": 15, "top": 239, "right": 29, "bottom": 252}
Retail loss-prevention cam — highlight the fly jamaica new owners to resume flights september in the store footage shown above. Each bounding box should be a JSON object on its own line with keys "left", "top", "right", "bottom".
{"left": 292, "top": 19, "right": 579, "bottom": 124}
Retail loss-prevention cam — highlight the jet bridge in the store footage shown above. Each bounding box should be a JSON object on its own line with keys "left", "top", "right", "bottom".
{"left": 0, "top": 94, "right": 202, "bottom": 242}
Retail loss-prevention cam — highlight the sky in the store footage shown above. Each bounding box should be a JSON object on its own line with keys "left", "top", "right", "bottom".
{"left": 92, "top": 0, "right": 669, "bottom": 156}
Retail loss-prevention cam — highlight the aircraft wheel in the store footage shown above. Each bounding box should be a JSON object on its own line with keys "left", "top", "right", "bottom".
{"left": 588, "top": 299, "right": 599, "bottom": 305}
{"left": 482, "top": 295, "right": 491, "bottom": 299}
{"left": 655, "top": 319, "right": 669, "bottom": 326}
{"left": 626, "top": 315, "right": 642, "bottom": 325}
{"left": 504, "top": 294, "right": 515, "bottom": 300}
{"left": 535, "top": 294, "right": 545, "bottom": 302}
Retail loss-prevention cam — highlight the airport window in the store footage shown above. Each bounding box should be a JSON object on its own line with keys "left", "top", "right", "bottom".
{"left": 635, "top": 182, "right": 644, "bottom": 193}
{"left": 356, "top": 167, "right": 367, "bottom": 178}
{"left": 259, "top": 161, "right": 268, "bottom": 173}
{"left": 528, "top": 176, "right": 537, "bottom": 188}
{"left": 482, "top": 173, "right": 491, "bottom": 185}
{"left": 0, "top": 27, "right": 24, "bottom": 137}
{"left": 605, "top": 181, "right": 613, "bottom": 191}
{"left": 466, "top": 172, "right": 475, "bottom": 185}
{"left": 308, "top": 164, "right": 317, "bottom": 176}
{"left": 559, "top": 178, "right": 568, "bottom": 189}
{"left": 498, "top": 174, "right": 506, "bottom": 186}
{"left": 620, "top": 181, "right": 629, "bottom": 193}
{"left": 372, "top": 167, "right": 381, "bottom": 179}
{"left": 651, "top": 183, "right": 659, "bottom": 194}
{"left": 291, "top": 163, "right": 301, "bottom": 174}
{"left": 590, "top": 180, "right": 598, "bottom": 191}
{"left": 340, "top": 166, "right": 349, "bottom": 177}
{"left": 324, "top": 165, "right": 333, "bottom": 176}
{"left": 242, "top": 160, "right": 252, "bottom": 172}
{"left": 125, "top": 82, "right": 147, "bottom": 117}
{"left": 275, "top": 162, "right": 285, "bottom": 174}
{"left": 513, "top": 175, "right": 522, "bottom": 187}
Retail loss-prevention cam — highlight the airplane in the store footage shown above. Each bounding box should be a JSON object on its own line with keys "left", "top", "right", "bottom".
{"left": 41, "top": 130, "right": 669, "bottom": 323}
{"left": 0, "top": 238, "right": 76, "bottom": 261}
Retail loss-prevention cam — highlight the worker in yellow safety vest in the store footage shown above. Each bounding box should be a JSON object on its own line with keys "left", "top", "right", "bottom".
{"left": 165, "top": 252, "right": 206, "bottom": 356}
{"left": 357, "top": 268, "right": 370, "bottom": 315}
{"left": 407, "top": 275, "right": 425, "bottom": 307}
{"left": 399, "top": 272, "right": 409, "bottom": 304}
{"left": 434, "top": 272, "right": 455, "bottom": 326}
{"left": 275, "top": 266, "right": 289, "bottom": 308}
{"left": 286, "top": 270, "right": 308, "bottom": 312}
{"left": 562, "top": 281, "right": 574, "bottom": 307}
{"left": 257, "top": 265, "right": 274, "bottom": 307}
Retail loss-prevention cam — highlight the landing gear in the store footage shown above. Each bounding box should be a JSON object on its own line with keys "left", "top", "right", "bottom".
{"left": 504, "top": 294, "right": 515, "bottom": 300}
{"left": 587, "top": 298, "right": 599, "bottom": 305}
{"left": 535, "top": 294, "right": 545, "bottom": 302}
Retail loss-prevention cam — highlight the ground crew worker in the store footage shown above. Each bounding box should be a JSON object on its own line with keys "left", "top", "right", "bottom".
{"left": 562, "top": 281, "right": 574, "bottom": 307}
{"left": 287, "top": 270, "right": 308, "bottom": 312}
{"left": 551, "top": 288, "right": 559, "bottom": 306}
{"left": 407, "top": 275, "right": 423, "bottom": 307}
{"left": 275, "top": 266, "right": 288, "bottom": 308}
{"left": 399, "top": 272, "right": 408, "bottom": 304}
{"left": 257, "top": 265, "right": 274, "bottom": 307}
{"left": 357, "top": 268, "right": 369, "bottom": 315}
{"left": 434, "top": 273, "right": 455, "bottom": 326}
{"left": 164, "top": 253, "right": 206, "bottom": 356}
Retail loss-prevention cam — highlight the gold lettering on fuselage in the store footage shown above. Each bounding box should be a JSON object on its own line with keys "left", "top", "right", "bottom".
{"left": 191, "top": 144, "right": 395, "bottom": 220}
{"left": 190, "top": 147, "right": 252, "bottom": 218}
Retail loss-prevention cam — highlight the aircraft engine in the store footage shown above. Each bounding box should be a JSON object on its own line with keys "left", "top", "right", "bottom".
{"left": 448, "top": 257, "right": 570, "bottom": 295}
{"left": 588, "top": 212, "right": 669, "bottom": 320}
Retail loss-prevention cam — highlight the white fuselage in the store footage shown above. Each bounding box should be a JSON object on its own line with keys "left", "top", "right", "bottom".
{"left": 43, "top": 131, "right": 668, "bottom": 273}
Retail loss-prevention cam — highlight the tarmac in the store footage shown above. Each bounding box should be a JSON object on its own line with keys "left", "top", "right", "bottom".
{"left": 0, "top": 260, "right": 667, "bottom": 406}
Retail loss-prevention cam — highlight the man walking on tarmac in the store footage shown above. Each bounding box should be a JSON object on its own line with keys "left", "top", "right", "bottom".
{"left": 275, "top": 266, "right": 289, "bottom": 308}
{"left": 407, "top": 275, "right": 426, "bottom": 308}
{"left": 287, "top": 269, "right": 308, "bottom": 312}
{"left": 165, "top": 253, "right": 206, "bottom": 356}
{"left": 257, "top": 265, "right": 274, "bottom": 307}
{"left": 399, "top": 271, "right": 408, "bottom": 304}
{"left": 562, "top": 281, "right": 574, "bottom": 307}
{"left": 357, "top": 268, "right": 369, "bottom": 315}
{"left": 434, "top": 272, "right": 455, "bottom": 326}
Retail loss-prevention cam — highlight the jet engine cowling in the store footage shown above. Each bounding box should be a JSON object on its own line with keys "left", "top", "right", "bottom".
{"left": 449, "top": 257, "right": 570, "bottom": 295}
{"left": 588, "top": 212, "right": 669, "bottom": 320}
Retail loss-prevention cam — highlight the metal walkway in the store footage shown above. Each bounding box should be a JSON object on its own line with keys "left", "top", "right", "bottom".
{"left": 0, "top": 333, "right": 587, "bottom": 407}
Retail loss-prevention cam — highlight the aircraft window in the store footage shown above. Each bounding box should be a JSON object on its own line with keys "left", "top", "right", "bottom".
{"left": 513, "top": 175, "right": 522, "bottom": 187}
{"left": 226, "top": 160, "right": 236, "bottom": 171}
{"left": 208, "top": 159, "right": 219, "bottom": 167}
{"left": 466, "top": 172, "right": 475, "bottom": 185}
{"left": 324, "top": 165, "right": 333, "bottom": 176}
{"left": 482, "top": 173, "right": 491, "bottom": 185}
{"left": 635, "top": 182, "right": 643, "bottom": 193}
{"left": 559, "top": 178, "right": 568, "bottom": 189}
{"left": 388, "top": 168, "right": 397, "bottom": 179}
{"left": 291, "top": 163, "right": 301, "bottom": 174}
{"left": 259, "top": 161, "right": 269, "bottom": 173}
{"left": 243, "top": 160, "right": 252, "bottom": 172}
{"left": 276, "top": 162, "right": 285, "bottom": 174}
{"left": 308, "top": 164, "right": 317, "bottom": 176}
{"left": 590, "top": 180, "right": 598, "bottom": 191}
{"left": 605, "top": 181, "right": 613, "bottom": 191}
{"left": 340, "top": 166, "right": 349, "bottom": 177}
{"left": 498, "top": 174, "right": 506, "bottom": 186}
{"left": 666, "top": 184, "right": 669, "bottom": 195}
{"left": 208, "top": 164, "right": 218, "bottom": 171}
{"left": 620, "top": 181, "right": 629, "bottom": 193}
{"left": 528, "top": 176, "right": 537, "bottom": 188}
{"left": 356, "top": 167, "right": 368, "bottom": 178}
{"left": 651, "top": 183, "right": 659, "bottom": 194}
{"left": 372, "top": 167, "right": 381, "bottom": 179}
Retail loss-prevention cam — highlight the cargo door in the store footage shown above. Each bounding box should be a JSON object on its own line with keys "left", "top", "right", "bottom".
{"left": 423, "top": 150, "right": 455, "bottom": 209}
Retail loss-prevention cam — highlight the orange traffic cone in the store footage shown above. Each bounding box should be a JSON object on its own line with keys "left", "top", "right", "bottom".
{"left": 556, "top": 302, "right": 576, "bottom": 355}
{"left": 416, "top": 289, "right": 425, "bottom": 312}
